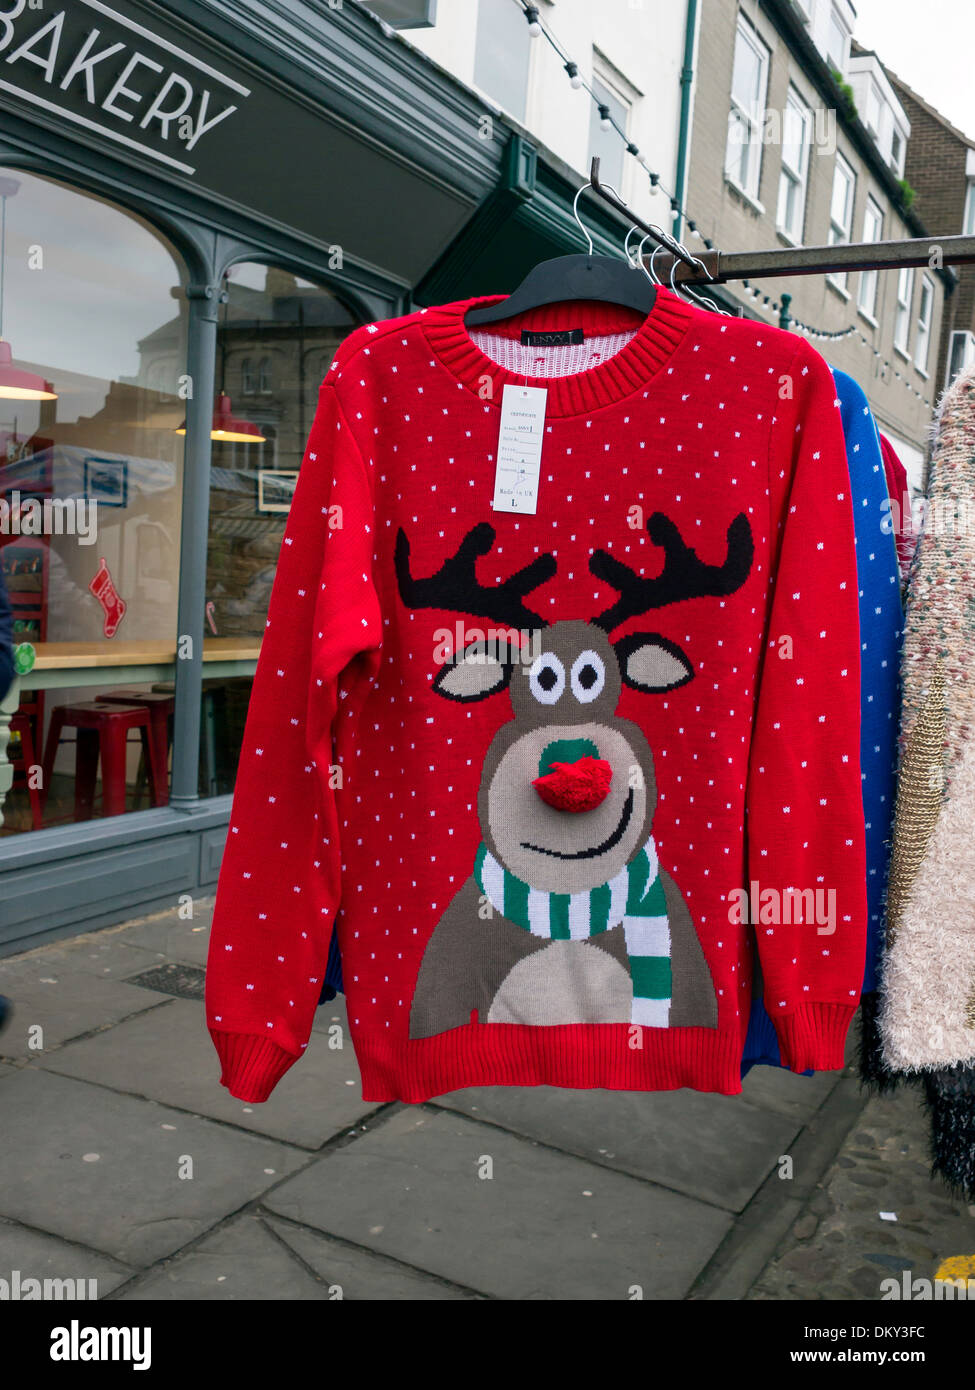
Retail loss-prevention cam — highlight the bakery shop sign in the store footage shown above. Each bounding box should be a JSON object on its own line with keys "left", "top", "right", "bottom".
{"left": 0, "top": 0, "right": 249, "bottom": 176}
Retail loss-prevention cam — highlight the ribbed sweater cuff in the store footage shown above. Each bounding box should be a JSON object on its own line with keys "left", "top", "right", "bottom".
{"left": 210, "top": 1030, "right": 299, "bottom": 1102}
{"left": 773, "top": 1002, "right": 856, "bottom": 1074}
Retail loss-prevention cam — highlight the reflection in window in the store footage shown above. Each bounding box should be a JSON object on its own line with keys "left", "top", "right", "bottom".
{"left": 240, "top": 357, "right": 255, "bottom": 395}
{"left": 202, "top": 263, "right": 360, "bottom": 794}
{"left": 0, "top": 168, "right": 187, "bottom": 834}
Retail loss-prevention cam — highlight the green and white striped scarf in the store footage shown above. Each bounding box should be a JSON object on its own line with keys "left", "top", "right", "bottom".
{"left": 473, "top": 836, "right": 672, "bottom": 1027}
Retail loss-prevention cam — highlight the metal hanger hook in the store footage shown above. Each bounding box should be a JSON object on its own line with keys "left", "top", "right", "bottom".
{"left": 623, "top": 224, "right": 642, "bottom": 268}
{"left": 571, "top": 183, "right": 596, "bottom": 256}
{"left": 574, "top": 177, "right": 634, "bottom": 258}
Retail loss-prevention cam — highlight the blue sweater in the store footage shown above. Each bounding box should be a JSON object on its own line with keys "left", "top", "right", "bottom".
{"left": 742, "top": 368, "right": 903, "bottom": 1072}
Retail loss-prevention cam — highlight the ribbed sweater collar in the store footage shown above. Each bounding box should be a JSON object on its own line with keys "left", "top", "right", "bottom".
{"left": 420, "top": 287, "right": 695, "bottom": 417}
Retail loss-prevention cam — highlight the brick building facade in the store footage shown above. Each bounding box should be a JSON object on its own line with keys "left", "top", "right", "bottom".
{"left": 885, "top": 66, "right": 975, "bottom": 394}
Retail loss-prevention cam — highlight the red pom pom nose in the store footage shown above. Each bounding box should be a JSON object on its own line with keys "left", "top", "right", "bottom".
{"left": 532, "top": 756, "right": 613, "bottom": 813}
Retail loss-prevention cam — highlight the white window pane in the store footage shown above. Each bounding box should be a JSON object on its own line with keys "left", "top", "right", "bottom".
{"left": 964, "top": 182, "right": 975, "bottom": 236}
{"left": 782, "top": 100, "right": 806, "bottom": 175}
{"left": 732, "top": 31, "right": 763, "bottom": 110}
{"left": 726, "top": 110, "right": 754, "bottom": 189}
{"left": 858, "top": 269, "right": 878, "bottom": 314}
{"left": 588, "top": 77, "right": 627, "bottom": 189}
{"left": 473, "top": 0, "right": 531, "bottom": 121}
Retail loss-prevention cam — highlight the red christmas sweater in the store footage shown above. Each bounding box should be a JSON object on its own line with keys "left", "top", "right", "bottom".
{"left": 205, "top": 288, "right": 867, "bottom": 1104}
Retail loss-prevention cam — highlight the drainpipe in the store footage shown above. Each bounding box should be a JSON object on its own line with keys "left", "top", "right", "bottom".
{"left": 672, "top": 0, "right": 699, "bottom": 243}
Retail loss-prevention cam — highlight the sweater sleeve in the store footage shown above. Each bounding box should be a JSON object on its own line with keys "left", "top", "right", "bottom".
{"left": 745, "top": 340, "right": 867, "bottom": 1073}
{"left": 205, "top": 376, "right": 381, "bottom": 1102}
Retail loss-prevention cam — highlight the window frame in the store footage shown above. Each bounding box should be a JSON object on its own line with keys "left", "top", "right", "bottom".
{"left": 857, "top": 195, "right": 884, "bottom": 320}
{"left": 776, "top": 85, "right": 812, "bottom": 244}
{"left": 889, "top": 126, "right": 905, "bottom": 177}
{"left": 914, "top": 274, "right": 934, "bottom": 375}
{"left": 587, "top": 64, "right": 632, "bottom": 195}
{"left": 947, "top": 329, "right": 975, "bottom": 387}
{"left": 826, "top": 3, "right": 851, "bottom": 72}
{"left": 894, "top": 265, "right": 915, "bottom": 356}
{"left": 827, "top": 152, "right": 857, "bottom": 293}
{"left": 963, "top": 180, "right": 975, "bottom": 236}
{"left": 725, "top": 15, "right": 771, "bottom": 202}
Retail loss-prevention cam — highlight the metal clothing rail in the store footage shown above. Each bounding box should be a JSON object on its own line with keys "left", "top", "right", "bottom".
{"left": 588, "top": 157, "right": 975, "bottom": 285}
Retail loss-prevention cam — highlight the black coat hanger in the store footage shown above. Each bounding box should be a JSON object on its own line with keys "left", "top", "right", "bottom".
{"left": 465, "top": 181, "right": 656, "bottom": 327}
{"left": 465, "top": 252, "right": 656, "bottom": 326}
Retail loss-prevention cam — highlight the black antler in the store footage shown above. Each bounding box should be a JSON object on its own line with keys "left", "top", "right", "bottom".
{"left": 590, "top": 512, "right": 754, "bottom": 633}
{"left": 395, "top": 523, "right": 556, "bottom": 630}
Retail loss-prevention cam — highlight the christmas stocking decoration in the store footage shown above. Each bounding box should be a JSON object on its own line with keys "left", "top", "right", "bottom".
{"left": 89, "top": 557, "right": 127, "bottom": 638}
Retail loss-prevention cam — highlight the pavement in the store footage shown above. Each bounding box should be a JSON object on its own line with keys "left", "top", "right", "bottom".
{"left": 0, "top": 898, "right": 972, "bottom": 1301}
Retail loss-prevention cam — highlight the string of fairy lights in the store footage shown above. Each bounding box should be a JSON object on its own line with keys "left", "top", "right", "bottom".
{"left": 508, "top": 0, "right": 934, "bottom": 409}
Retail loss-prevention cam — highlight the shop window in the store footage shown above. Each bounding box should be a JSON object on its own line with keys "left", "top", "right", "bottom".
{"left": 0, "top": 168, "right": 187, "bottom": 837}
{"left": 202, "top": 262, "right": 360, "bottom": 796}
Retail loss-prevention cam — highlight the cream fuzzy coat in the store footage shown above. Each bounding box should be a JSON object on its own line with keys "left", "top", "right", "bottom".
{"left": 881, "top": 364, "right": 975, "bottom": 1071}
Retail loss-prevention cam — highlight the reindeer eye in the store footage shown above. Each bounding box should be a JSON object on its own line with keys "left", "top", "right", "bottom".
{"left": 571, "top": 650, "right": 606, "bottom": 703}
{"left": 529, "top": 653, "right": 566, "bottom": 705}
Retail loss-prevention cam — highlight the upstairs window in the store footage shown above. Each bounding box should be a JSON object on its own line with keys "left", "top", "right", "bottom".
{"left": 915, "top": 275, "right": 934, "bottom": 374}
{"left": 776, "top": 87, "right": 812, "bottom": 243}
{"left": 857, "top": 196, "right": 884, "bottom": 319}
{"left": 827, "top": 153, "right": 856, "bottom": 292}
{"left": 894, "top": 266, "right": 915, "bottom": 355}
{"left": 827, "top": 4, "right": 850, "bottom": 71}
{"left": 588, "top": 70, "right": 630, "bottom": 193}
{"left": 725, "top": 16, "right": 770, "bottom": 200}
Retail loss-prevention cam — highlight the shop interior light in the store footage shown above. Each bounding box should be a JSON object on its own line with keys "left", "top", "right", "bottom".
{"left": 0, "top": 178, "right": 58, "bottom": 402}
{"left": 0, "top": 339, "right": 57, "bottom": 401}
{"left": 176, "top": 392, "right": 266, "bottom": 444}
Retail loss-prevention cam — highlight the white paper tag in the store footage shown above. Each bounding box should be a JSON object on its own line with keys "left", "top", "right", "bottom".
{"left": 492, "top": 384, "right": 547, "bottom": 515}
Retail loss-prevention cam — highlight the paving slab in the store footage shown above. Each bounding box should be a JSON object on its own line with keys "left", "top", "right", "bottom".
{"left": 432, "top": 1085, "right": 799, "bottom": 1212}
{"left": 264, "top": 1107, "right": 732, "bottom": 1299}
{"left": 121, "top": 1211, "right": 475, "bottom": 1300}
{"left": 116, "top": 907, "right": 214, "bottom": 968}
{"left": 739, "top": 1061, "right": 844, "bottom": 1121}
{"left": 5, "top": 931, "right": 167, "bottom": 984}
{"left": 0, "top": 957, "right": 165, "bottom": 1058}
{"left": 42, "top": 997, "right": 376, "bottom": 1148}
{"left": 263, "top": 1214, "right": 480, "bottom": 1300}
{"left": 118, "top": 1212, "right": 330, "bottom": 1301}
{"left": 0, "top": 1068, "right": 306, "bottom": 1267}
{"left": 0, "top": 1215, "right": 132, "bottom": 1298}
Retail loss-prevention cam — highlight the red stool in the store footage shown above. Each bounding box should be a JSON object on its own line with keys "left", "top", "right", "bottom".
{"left": 41, "top": 702, "right": 166, "bottom": 821}
{"left": 9, "top": 709, "right": 44, "bottom": 830}
{"left": 100, "top": 692, "right": 174, "bottom": 807}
